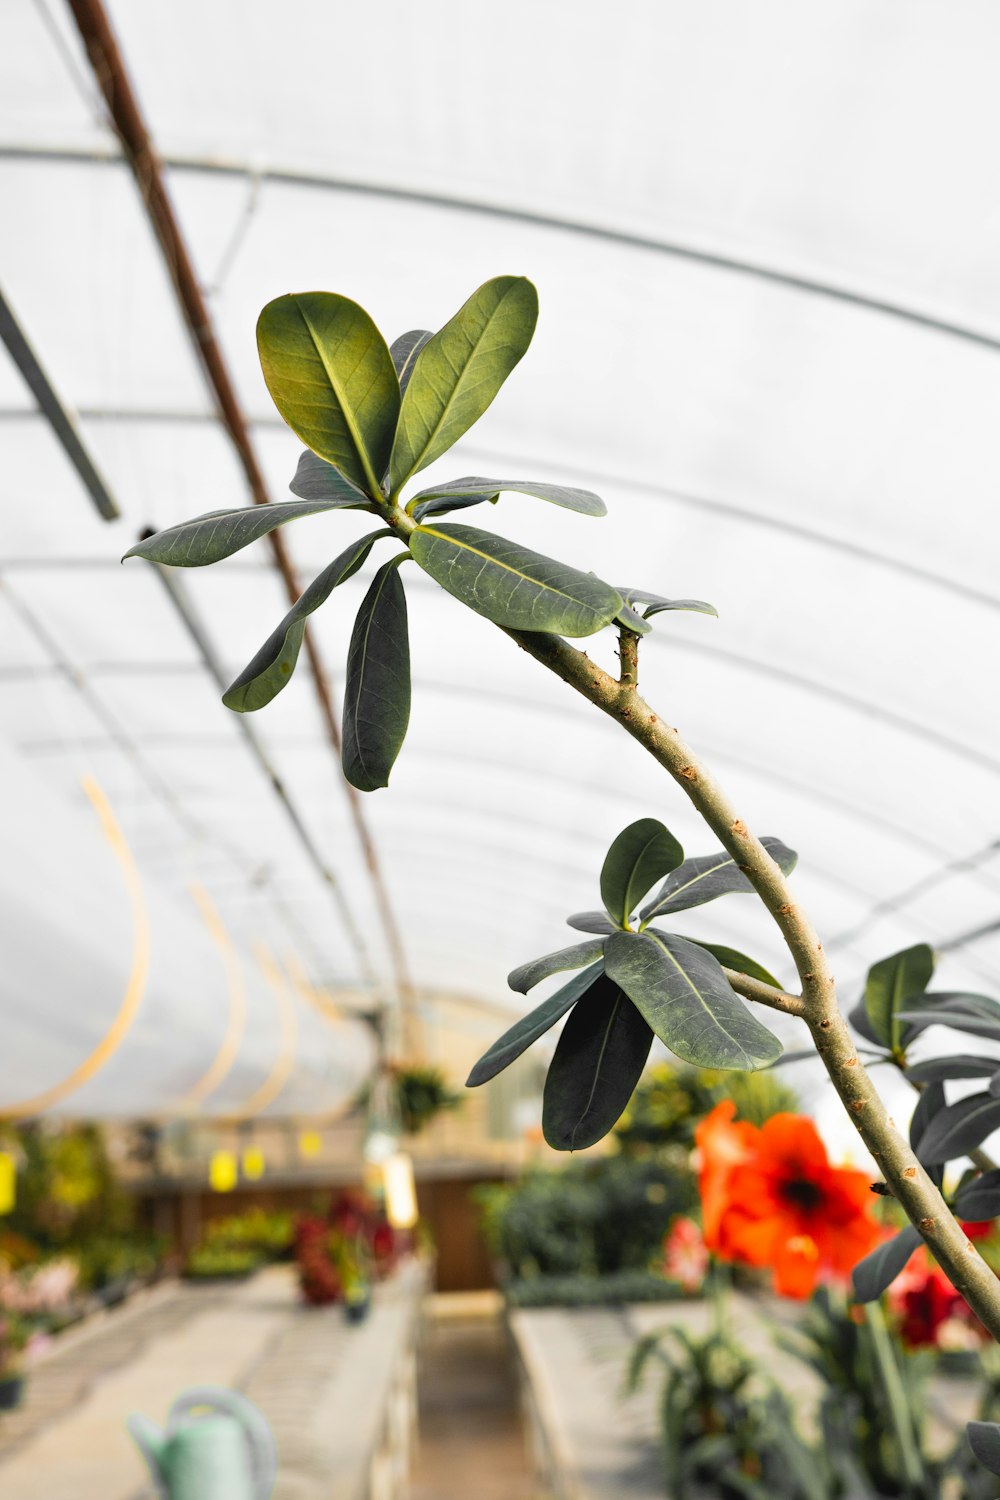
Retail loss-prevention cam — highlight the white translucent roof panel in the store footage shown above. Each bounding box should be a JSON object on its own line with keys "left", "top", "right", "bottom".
{"left": 1, "top": 1, "right": 999, "bottom": 1123}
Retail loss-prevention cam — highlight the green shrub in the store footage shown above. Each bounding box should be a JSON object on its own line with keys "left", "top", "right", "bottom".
{"left": 505, "top": 1270, "right": 686, "bottom": 1308}
{"left": 613, "top": 1062, "right": 799, "bottom": 1152}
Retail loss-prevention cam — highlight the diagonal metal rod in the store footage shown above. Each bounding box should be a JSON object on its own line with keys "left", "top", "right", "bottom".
{"left": 65, "top": 0, "right": 417, "bottom": 1035}
{"left": 0, "top": 284, "right": 118, "bottom": 520}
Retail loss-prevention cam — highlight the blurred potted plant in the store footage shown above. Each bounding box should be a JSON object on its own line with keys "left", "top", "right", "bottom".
{"left": 332, "top": 1231, "right": 374, "bottom": 1324}
{"left": 0, "top": 1316, "right": 30, "bottom": 1411}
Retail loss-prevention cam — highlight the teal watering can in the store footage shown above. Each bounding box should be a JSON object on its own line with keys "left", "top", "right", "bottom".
{"left": 127, "top": 1386, "right": 276, "bottom": 1500}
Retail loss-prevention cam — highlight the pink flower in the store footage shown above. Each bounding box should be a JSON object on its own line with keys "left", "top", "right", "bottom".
{"left": 662, "top": 1216, "right": 709, "bottom": 1293}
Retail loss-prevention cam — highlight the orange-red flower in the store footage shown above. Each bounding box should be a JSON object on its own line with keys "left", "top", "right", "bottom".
{"left": 695, "top": 1101, "right": 883, "bottom": 1299}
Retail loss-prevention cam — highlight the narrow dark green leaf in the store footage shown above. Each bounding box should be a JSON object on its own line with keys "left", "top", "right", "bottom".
{"left": 617, "top": 586, "right": 718, "bottom": 619}
{"left": 342, "top": 558, "right": 410, "bottom": 792}
{"left": 989, "top": 1068, "right": 1000, "bottom": 1098}
{"left": 639, "top": 837, "right": 798, "bottom": 923}
{"left": 289, "top": 450, "right": 372, "bottom": 506}
{"left": 600, "top": 819, "right": 684, "bottom": 928}
{"left": 567, "top": 911, "right": 618, "bottom": 935}
{"left": 910, "top": 1080, "right": 946, "bottom": 1187}
{"left": 542, "top": 976, "right": 653, "bottom": 1150}
{"left": 604, "top": 930, "right": 783, "bottom": 1071}
{"left": 919, "top": 991, "right": 1000, "bottom": 1022}
{"left": 466, "top": 962, "right": 604, "bottom": 1087}
{"left": 954, "top": 1169, "right": 1000, "bottom": 1221}
{"left": 389, "top": 330, "right": 432, "bottom": 396}
{"left": 967, "top": 1422, "right": 1000, "bottom": 1477}
{"left": 852, "top": 1226, "right": 922, "bottom": 1303}
{"left": 409, "top": 522, "right": 622, "bottom": 637}
{"left": 123, "top": 500, "right": 355, "bottom": 568}
{"left": 410, "top": 475, "right": 605, "bottom": 518}
{"left": 917, "top": 1091, "right": 1000, "bottom": 1165}
{"left": 388, "top": 276, "right": 538, "bottom": 492}
{"left": 898, "top": 1007, "right": 1000, "bottom": 1044}
{"left": 614, "top": 603, "right": 652, "bottom": 635}
{"left": 863, "top": 944, "right": 935, "bottom": 1052}
{"left": 411, "top": 491, "right": 500, "bottom": 522}
{"left": 223, "top": 531, "right": 396, "bottom": 712}
{"left": 257, "top": 292, "right": 399, "bottom": 496}
{"left": 688, "top": 942, "right": 783, "bottom": 990}
{"left": 848, "top": 997, "right": 884, "bottom": 1048}
{"left": 904, "top": 1055, "right": 997, "bottom": 1084}
{"left": 508, "top": 941, "right": 605, "bottom": 995}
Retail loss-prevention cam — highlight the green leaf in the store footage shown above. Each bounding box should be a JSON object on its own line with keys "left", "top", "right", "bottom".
{"left": 388, "top": 276, "right": 538, "bottom": 492}
{"left": 688, "top": 942, "right": 783, "bottom": 990}
{"left": 389, "top": 330, "right": 432, "bottom": 396}
{"left": 567, "top": 911, "right": 618, "bottom": 935}
{"left": 599, "top": 818, "right": 684, "bottom": 928}
{"left": 409, "top": 523, "right": 622, "bottom": 636}
{"left": 604, "top": 930, "right": 783, "bottom": 1071}
{"left": 954, "top": 1168, "right": 1000, "bottom": 1221}
{"left": 898, "top": 1005, "right": 1000, "bottom": 1044}
{"left": 614, "top": 603, "right": 652, "bottom": 636}
{"left": 848, "top": 998, "right": 884, "bottom": 1048}
{"left": 257, "top": 292, "right": 399, "bottom": 496}
{"left": 916, "top": 1091, "right": 1000, "bottom": 1164}
{"left": 288, "top": 450, "right": 372, "bottom": 506}
{"left": 508, "top": 940, "right": 606, "bottom": 995}
{"left": 410, "top": 476, "right": 606, "bottom": 519}
{"left": 967, "top": 1421, "right": 1000, "bottom": 1477}
{"left": 617, "top": 586, "right": 718, "bottom": 619}
{"left": 852, "top": 1226, "right": 922, "bottom": 1303}
{"left": 909, "top": 1080, "right": 946, "bottom": 1187}
{"left": 904, "top": 1055, "right": 996, "bottom": 1084}
{"left": 123, "top": 500, "right": 356, "bottom": 568}
{"left": 341, "top": 557, "right": 411, "bottom": 791}
{"left": 466, "top": 962, "right": 604, "bottom": 1087}
{"left": 639, "top": 837, "right": 798, "bottom": 923}
{"left": 541, "top": 975, "right": 653, "bottom": 1150}
{"left": 863, "top": 944, "right": 935, "bottom": 1052}
{"left": 410, "top": 491, "right": 501, "bottom": 522}
{"left": 223, "top": 531, "right": 397, "bottom": 712}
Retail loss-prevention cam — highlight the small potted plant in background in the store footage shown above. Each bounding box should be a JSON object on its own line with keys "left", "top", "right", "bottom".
{"left": 393, "top": 1064, "right": 461, "bottom": 1137}
{"left": 332, "top": 1232, "right": 374, "bottom": 1324}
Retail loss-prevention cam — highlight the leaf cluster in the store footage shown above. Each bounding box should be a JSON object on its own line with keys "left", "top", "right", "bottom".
{"left": 468, "top": 818, "right": 796, "bottom": 1150}
{"left": 124, "top": 277, "right": 715, "bottom": 792}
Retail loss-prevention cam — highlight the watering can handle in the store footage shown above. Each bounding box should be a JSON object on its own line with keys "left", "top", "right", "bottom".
{"left": 166, "top": 1387, "right": 277, "bottom": 1500}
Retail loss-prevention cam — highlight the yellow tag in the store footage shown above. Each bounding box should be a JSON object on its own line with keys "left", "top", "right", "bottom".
{"left": 0, "top": 1153, "right": 15, "bottom": 1215}
{"left": 242, "top": 1147, "right": 265, "bottom": 1181}
{"left": 298, "top": 1130, "right": 321, "bottom": 1159}
{"left": 209, "top": 1151, "right": 237, "bottom": 1193}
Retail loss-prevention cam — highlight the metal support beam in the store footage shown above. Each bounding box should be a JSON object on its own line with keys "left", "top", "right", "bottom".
{"left": 65, "top": 0, "right": 418, "bottom": 1047}
{"left": 0, "top": 284, "right": 118, "bottom": 520}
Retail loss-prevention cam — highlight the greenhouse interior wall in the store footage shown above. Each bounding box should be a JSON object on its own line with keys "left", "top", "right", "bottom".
{"left": 3, "top": 2, "right": 1000, "bottom": 1498}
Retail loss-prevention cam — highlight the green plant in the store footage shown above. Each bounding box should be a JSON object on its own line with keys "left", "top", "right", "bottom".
{"left": 201, "top": 1209, "right": 294, "bottom": 1260}
{"left": 183, "top": 1244, "right": 264, "bottom": 1280}
{"left": 614, "top": 1062, "right": 798, "bottom": 1154}
{"left": 123, "top": 271, "right": 1000, "bottom": 1443}
{"left": 394, "top": 1064, "right": 461, "bottom": 1135}
{"left": 504, "top": 1269, "right": 686, "bottom": 1309}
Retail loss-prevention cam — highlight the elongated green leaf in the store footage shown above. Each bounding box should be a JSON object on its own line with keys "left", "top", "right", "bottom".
{"left": 852, "top": 1226, "right": 922, "bottom": 1303}
{"left": 567, "top": 911, "right": 618, "bottom": 935}
{"left": 342, "top": 557, "right": 410, "bottom": 791}
{"left": 639, "top": 837, "right": 797, "bottom": 923}
{"left": 688, "top": 942, "right": 782, "bottom": 990}
{"left": 410, "top": 523, "right": 622, "bottom": 636}
{"left": 410, "top": 476, "right": 606, "bottom": 519}
{"left": 989, "top": 1068, "right": 1000, "bottom": 1097}
{"left": 617, "top": 586, "right": 718, "bottom": 619}
{"left": 614, "top": 603, "right": 652, "bottom": 636}
{"left": 898, "top": 1007, "right": 1000, "bottom": 1043}
{"left": 604, "top": 930, "right": 782, "bottom": 1071}
{"left": 910, "top": 1080, "right": 945, "bottom": 1187}
{"left": 904, "top": 1055, "right": 996, "bottom": 1084}
{"left": 389, "top": 330, "right": 432, "bottom": 395}
{"left": 257, "top": 292, "right": 399, "bottom": 496}
{"left": 542, "top": 976, "right": 653, "bottom": 1150}
{"left": 954, "top": 1168, "right": 1000, "bottom": 1221}
{"left": 918, "top": 991, "right": 1000, "bottom": 1022}
{"left": 967, "top": 1422, "right": 1000, "bottom": 1477}
{"left": 600, "top": 819, "right": 684, "bottom": 928}
{"left": 411, "top": 491, "right": 501, "bottom": 522}
{"left": 223, "top": 531, "right": 396, "bottom": 712}
{"left": 508, "top": 940, "right": 605, "bottom": 995}
{"left": 848, "top": 998, "right": 884, "bottom": 1048}
{"left": 123, "top": 500, "right": 354, "bottom": 568}
{"left": 863, "top": 944, "right": 935, "bottom": 1052}
{"left": 467, "top": 962, "right": 604, "bottom": 1086}
{"left": 388, "top": 276, "right": 538, "bottom": 492}
{"left": 917, "top": 1091, "right": 1000, "bottom": 1164}
{"left": 289, "top": 450, "right": 372, "bottom": 506}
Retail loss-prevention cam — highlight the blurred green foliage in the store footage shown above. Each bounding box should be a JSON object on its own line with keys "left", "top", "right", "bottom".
{"left": 614, "top": 1061, "right": 799, "bottom": 1152}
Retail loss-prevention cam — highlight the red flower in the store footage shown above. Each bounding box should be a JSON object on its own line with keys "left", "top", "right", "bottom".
{"left": 695, "top": 1102, "right": 883, "bottom": 1299}
{"left": 887, "top": 1228, "right": 991, "bottom": 1349}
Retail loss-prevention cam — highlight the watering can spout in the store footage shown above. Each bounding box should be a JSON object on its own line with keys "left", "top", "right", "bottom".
{"left": 126, "top": 1411, "right": 169, "bottom": 1484}
{"left": 126, "top": 1386, "right": 276, "bottom": 1499}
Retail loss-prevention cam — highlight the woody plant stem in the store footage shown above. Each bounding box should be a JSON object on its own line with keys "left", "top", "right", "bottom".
{"left": 382, "top": 504, "right": 1000, "bottom": 1338}
{"left": 523, "top": 624, "right": 1000, "bottom": 1338}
